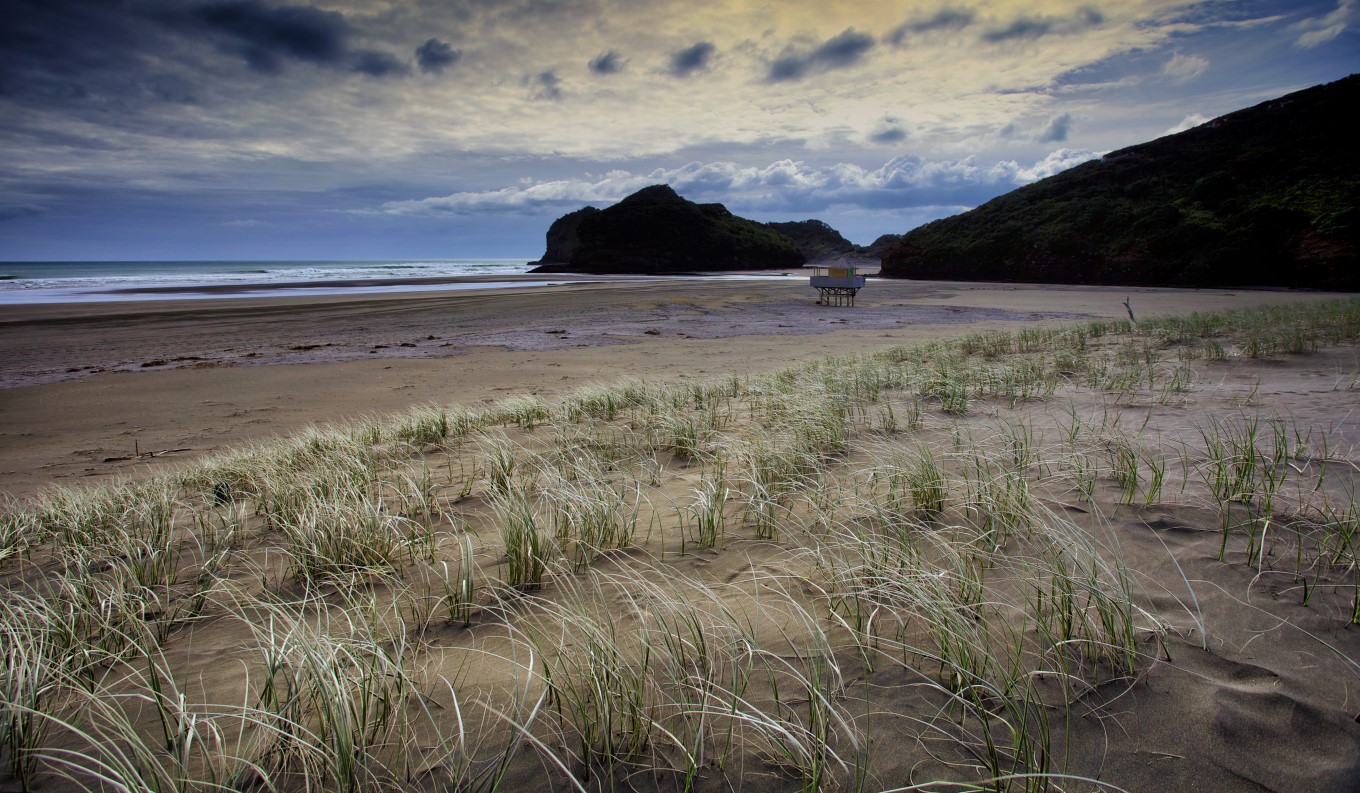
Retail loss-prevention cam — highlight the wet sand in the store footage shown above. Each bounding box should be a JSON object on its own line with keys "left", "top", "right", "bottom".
{"left": 0, "top": 276, "right": 1346, "bottom": 499}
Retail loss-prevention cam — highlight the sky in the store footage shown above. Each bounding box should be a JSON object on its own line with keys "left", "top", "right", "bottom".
{"left": 1, "top": 0, "right": 1357, "bottom": 261}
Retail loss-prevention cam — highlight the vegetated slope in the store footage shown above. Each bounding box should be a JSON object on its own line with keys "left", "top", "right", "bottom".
{"left": 863, "top": 232, "right": 902, "bottom": 257}
{"left": 880, "top": 74, "right": 1360, "bottom": 289}
{"left": 763, "top": 219, "right": 859, "bottom": 259}
{"left": 530, "top": 185, "right": 805, "bottom": 274}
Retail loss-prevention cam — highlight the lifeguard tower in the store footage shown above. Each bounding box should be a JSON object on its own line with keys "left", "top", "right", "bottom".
{"left": 807, "top": 261, "right": 867, "bottom": 306}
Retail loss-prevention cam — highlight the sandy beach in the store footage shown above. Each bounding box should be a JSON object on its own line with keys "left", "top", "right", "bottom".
{"left": 2, "top": 277, "right": 1359, "bottom": 793}
{"left": 7, "top": 1, "right": 1356, "bottom": 788}
{"left": 0, "top": 276, "right": 1344, "bottom": 500}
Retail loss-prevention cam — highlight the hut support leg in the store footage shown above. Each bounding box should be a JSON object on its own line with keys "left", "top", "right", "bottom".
{"left": 816, "top": 287, "right": 859, "bottom": 307}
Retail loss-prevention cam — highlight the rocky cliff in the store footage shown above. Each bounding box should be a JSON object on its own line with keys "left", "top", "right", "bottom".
{"left": 529, "top": 185, "right": 805, "bottom": 274}
{"left": 535, "top": 206, "right": 600, "bottom": 265}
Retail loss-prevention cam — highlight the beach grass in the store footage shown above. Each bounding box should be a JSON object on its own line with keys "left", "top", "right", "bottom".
{"left": 2, "top": 297, "right": 1359, "bottom": 792}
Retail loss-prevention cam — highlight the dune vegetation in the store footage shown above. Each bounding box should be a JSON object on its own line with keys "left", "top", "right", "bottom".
{"left": 3, "top": 299, "right": 1360, "bottom": 792}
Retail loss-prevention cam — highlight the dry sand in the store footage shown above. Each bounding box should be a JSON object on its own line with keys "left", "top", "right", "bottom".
{"left": 0, "top": 276, "right": 1343, "bottom": 500}
{"left": 2, "top": 277, "right": 1359, "bottom": 793}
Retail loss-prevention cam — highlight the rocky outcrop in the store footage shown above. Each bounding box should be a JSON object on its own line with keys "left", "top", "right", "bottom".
{"left": 534, "top": 206, "right": 600, "bottom": 265}
{"left": 529, "top": 185, "right": 805, "bottom": 274}
{"left": 879, "top": 74, "right": 1360, "bottom": 290}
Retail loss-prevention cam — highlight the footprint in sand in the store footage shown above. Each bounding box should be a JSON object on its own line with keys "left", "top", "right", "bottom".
{"left": 1192, "top": 650, "right": 1280, "bottom": 690}
{"left": 1185, "top": 649, "right": 1360, "bottom": 791}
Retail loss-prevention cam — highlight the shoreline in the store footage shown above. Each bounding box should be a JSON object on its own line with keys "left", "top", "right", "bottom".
{"left": 0, "top": 272, "right": 598, "bottom": 306}
{"left": 0, "top": 275, "right": 1067, "bottom": 389}
{"left": 1, "top": 277, "right": 1351, "bottom": 500}
{"left": 0, "top": 269, "right": 817, "bottom": 306}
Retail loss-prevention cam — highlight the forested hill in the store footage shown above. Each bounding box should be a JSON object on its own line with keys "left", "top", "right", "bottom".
{"left": 879, "top": 75, "right": 1360, "bottom": 290}
{"left": 763, "top": 220, "right": 858, "bottom": 259}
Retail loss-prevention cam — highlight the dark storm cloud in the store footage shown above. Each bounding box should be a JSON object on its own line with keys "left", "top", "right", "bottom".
{"left": 528, "top": 69, "right": 562, "bottom": 100}
{"left": 1038, "top": 112, "right": 1073, "bottom": 142}
{"left": 767, "top": 29, "right": 874, "bottom": 82}
{"left": 416, "top": 38, "right": 461, "bottom": 73}
{"left": 669, "top": 42, "right": 715, "bottom": 77}
{"left": 887, "top": 8, "right": 976, "bottom": 45}
{"left": 589, "top": 50, "right": 624, "bottom": 74}
{"left": 144, "top": 73, "right": 200, "bottom": 104}
{"left": 1077, "top": 6, "right": 1105, "bottom": 27}
{"left": 185, "top": 1, "right": 351, "bottom": 73}
{"left": 869, "top": 117, "right": 908, "bottom": 143}
{"left": 982, "top": 7, "right": 1104, "bottom": 43}
{"left": 0, "top": 0, "right": 411, "bottom": 118}
{"left": 351, "top": 49, "right": 409, "bottom": 77}
{"left": 0, "top": 0, "right": 166, "bottom": 104}
{"left": 171, "top": 1, "right": 417, "bottom": 79}
{"left": 983, "top": 17, "right": 1053, "bottom": 42}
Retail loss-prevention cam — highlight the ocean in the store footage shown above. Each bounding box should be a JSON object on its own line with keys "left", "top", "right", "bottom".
{"left": 0, "top": 259, "right": 539, "bottom": 304}
{"left": 0, "top": 260, "right": 812, "bottom": 306}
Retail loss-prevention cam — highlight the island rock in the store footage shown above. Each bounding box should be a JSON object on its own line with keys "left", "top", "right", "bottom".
{"left": 529, "top": 185, "right": 805, "bottom": 274}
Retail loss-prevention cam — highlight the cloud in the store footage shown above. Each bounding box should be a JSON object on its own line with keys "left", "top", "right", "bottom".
{"left": 170, "top": 1, "right": 409, "bottom": 79}
{"left": 1165, "top": 113, "right": 1210, "bottom": 135}
{"left": 0, "top": 0, "right": 408, "bottom": 124}
{"left": 351, "top": 50, "right": 408, "bottom": 77}
{"left": 0, "top": 203, "right": 48, "bottom": 222}
{"left": 767, "top": 28, "right": 874, "bottom": 82}
{"left": 144, "top": 73, "right": 199, "bottom": 104}
{"left": 983, "top": 17, "right": 1054, "bottom": 43}
{"left": 1038, "top": 112, "right": 1073, "bottom": 143}
{"left": 373, "top": 150, "right": 1102, "bottom": 218}
{"left": 186, "top": 1, "right": 351, "bottom": 73}
{"left": 1014, "top": 148, "right": 1100, "bottom": 181}
{"left": 528, "top": 69, "right": 562, "bottom": 100}
{"left": 588, "top": 50, "right": 624, "bottom": 74}
{"left": 868, "top": 116, "right": 908, "bottom": 144}
{"left": 375, "top": 173, "right": 647, "bottom": 215}
{"left": 887, "top": 8, "right": 975, "bottom": 45}
{"left": 1161, "top": 51, "right": 1208, "bottom": 83}
{"left": 416, "top": 38, "right": 460, "bottom": 73}
{"left": 1077, "top": 6, "right": 1105, "bottom": 27}
{"left": 1295, "top": 0, "right": 1354, "bottom": 47}
{"left": 999, "top": 113, "right": 1076, "bottom": 143}
{"left": 0, "top": 1, "right": 139, "bottom": 73}
{"left": 981, "top": 7, "right": 1103, "bottom": 43}
{"left": 669, "top": 41, "right": 715, "bottom": 77}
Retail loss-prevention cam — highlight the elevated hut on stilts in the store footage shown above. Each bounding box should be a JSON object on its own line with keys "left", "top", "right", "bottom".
{"left": 807, "top": 260, "right": 867, "bottom": 306}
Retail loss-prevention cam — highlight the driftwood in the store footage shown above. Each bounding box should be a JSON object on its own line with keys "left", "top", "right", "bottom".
{"left": 102, "top": 448, "right": 191, "bottom": 463}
